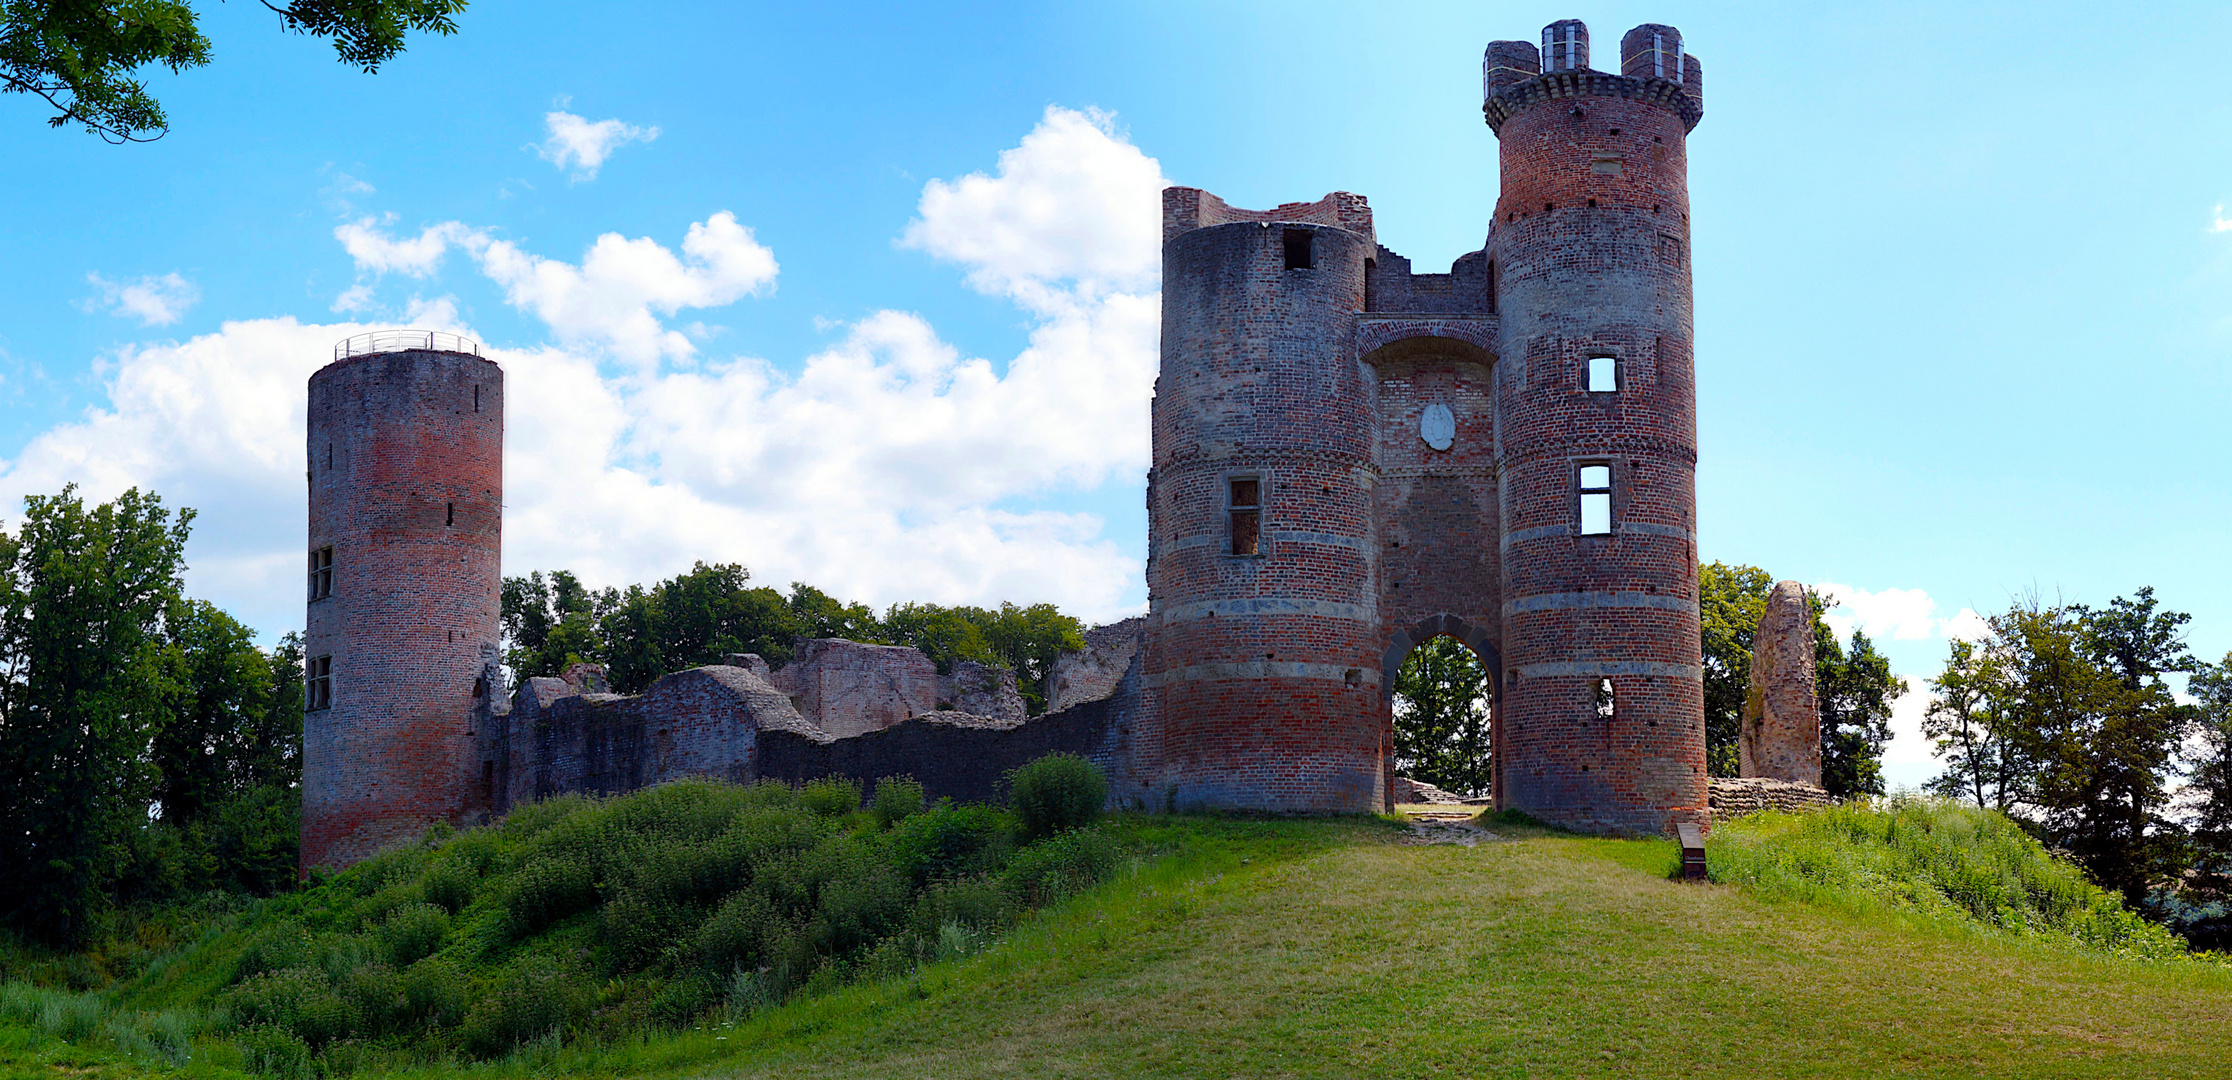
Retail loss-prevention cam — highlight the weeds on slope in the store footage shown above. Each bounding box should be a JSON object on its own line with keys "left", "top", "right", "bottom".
{"left": 1707, "top": 795, "right": 2202, "bottom": 961}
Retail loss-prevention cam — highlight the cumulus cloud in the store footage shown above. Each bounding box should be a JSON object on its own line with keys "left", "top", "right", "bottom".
{"left": 476, "top": 212, "right": 777, "bottom": 367}
{"left": 537, "top": 111, "right": 660, "bottom": 180}
{"left": 902, "top": 105, "right": 1165, "bottom": 312}
{"left": 2215, "top": 204, "right": 2232, "bottom": 233}
{"left": 3, "top": 106, "right": 1166, "bottom": 636}
{"left": 1813, "top": 581, "right": 1984, "bottom": 644}
{"left": 333, "top": 218, "right": 483, "bottom": 278}
{"left": 81, "top": 272, "right": 199, "bottom": 326}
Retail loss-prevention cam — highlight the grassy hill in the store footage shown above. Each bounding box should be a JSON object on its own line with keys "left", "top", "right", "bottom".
{"left": 5, "top": 795, "right": 2229, "bottom": 1080}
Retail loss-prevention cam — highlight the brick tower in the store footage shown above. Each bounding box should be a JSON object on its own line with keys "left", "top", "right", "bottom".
{"left": 302, "top": 336, "right": 503, "bottom": 870}
{"left": 1138, "top": 18, "right": 1708, "bottom": 833}
{"left": 1144, "top": 191, "right": 1386, "bottom": 811}
{"left": 1485, "top": 20, "right": 1707, "bottom": 833}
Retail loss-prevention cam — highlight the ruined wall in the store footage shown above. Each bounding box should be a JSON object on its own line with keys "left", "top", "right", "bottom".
{"left": 1741, "top": 580, "right": 1821, "bottom": 784}
{"left": 479, "top": 648, "right": 1139, "bottom": 814}
{"left": 1047, "top": 618, "right": 1144, "bottom": 713}
{"left": 303, "top": 348, "right": 503, "bottom": 870}
{"left": 767, "top": 639, "right": 938, "bottom": 738}
{"left": 938, "top": 661, "right": 1027, "bottom": 723}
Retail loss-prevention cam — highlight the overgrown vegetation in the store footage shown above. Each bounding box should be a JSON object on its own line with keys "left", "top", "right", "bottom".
{"left": 0, "top": 765, "right": 1120, "bottom": 1074}
{"left": 1708, "top": 796, "right": 2198, "bottom": 960}
{"left": 501, "top": 564, "right": 1085, "bottom": 712}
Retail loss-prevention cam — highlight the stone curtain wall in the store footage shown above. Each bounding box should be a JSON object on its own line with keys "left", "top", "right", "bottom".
{"left": 767, "top": 639, "right": 938, "bottom": 738}
{"left": 1708, "top": 777, "right": 1835, "bottom": 818}
{"left": 477, "top": 643, "right": 1141, "bottom": 818}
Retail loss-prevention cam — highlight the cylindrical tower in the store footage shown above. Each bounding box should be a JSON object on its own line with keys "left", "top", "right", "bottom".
{"left": 1486, "top": 22, "right": 1707, "bottom": 834}
{"left": 1145, "top": 190, "right": 1384, "bottom": 811}
{"left": 303, "top": 335, "right": 503, "bottom": 870}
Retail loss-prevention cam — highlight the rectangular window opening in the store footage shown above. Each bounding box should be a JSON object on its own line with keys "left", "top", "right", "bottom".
{"left": 309, "top": 546, "right": 334, "bottom": 600}
{"left": 1578, "top": 464, "right": 1612, "bottom": 535}
{"left": 473, "top": 385, "right": 481, "bottom": 413}
{"left": 1596, "top": 678, "right": 1616, "bottom": 720}
{"left": 446, "top": 502, "right": 455, "bottom": 527}
{"left": 1229, "top": 477, "right": 1261, "bottom": 556}
{"left": 1282, "top": 228, "right": 1313, "bottom": 270}
{"left": 307, "top": 655, "right": 332, "bottom": 711}
{"left": 1587, "top": 356, "right": 1618, "bottom": 393}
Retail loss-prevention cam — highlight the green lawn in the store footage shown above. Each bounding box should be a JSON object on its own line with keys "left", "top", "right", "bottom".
{"left": 8, "top": 813, "right": 2230, "bottom": 1079}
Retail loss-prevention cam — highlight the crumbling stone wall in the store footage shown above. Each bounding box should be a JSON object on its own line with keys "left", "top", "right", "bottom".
{"left": 938, "top": 661, "right": 1026, "bottom": 722}
{"left": 767, "top": 639, "right": 938, "bottom": 737}
{"left": 1741, "top": 580, "right": 1821, "bottom": 785}
{"left": 1047, "top": 618, "right": 1143, "bottom": 713}
{"left": 1708, "top": 777, "right": 1835, "bottom": 818}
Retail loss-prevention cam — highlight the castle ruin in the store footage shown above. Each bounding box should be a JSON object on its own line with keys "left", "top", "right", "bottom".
{"left": 300, "top": 20, "right": 1821, "bottom": 872}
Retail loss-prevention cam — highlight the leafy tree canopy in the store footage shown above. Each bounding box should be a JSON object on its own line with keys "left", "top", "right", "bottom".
{"left": 2, "top": 0, "right": 466, "bottom": 142}
{"left": 1391, "top": 636, "right": 1492, "bottom": 798}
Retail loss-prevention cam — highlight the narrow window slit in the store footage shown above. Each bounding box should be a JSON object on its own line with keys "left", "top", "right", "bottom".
{"left": 1229, "top": 477, "right": 1261, "bottom": 556}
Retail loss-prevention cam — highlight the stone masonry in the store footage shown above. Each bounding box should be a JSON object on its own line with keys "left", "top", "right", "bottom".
{"left": 1740, "top": 580, "right": 1822, "bottom": 785}
{"left": 765, "top": 638, "right": 938, "bottom": 738}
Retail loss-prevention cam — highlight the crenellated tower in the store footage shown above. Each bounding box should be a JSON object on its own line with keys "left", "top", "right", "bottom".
{"left": 1138, "top": 18, "right": 1709, "bottom": 833}
{"left": 1485, "top": 20, "right": 1707, "bottom": 832}
{"left": 302, "top": 335, "right": 504, "bottom": 870}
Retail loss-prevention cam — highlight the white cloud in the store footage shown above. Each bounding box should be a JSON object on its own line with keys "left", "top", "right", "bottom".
{"left": 475, "top": 212, "right": 777, "bottom": 368}
{"left": 1812, "top": 581, "right": 1981, "bottom": 643}
{"left": 2214, "top": 204, "right": 2232, "bottom": 233}
{"left": 81, "top": 272, "right": 200, "bottom": 326}
{"left": 536, "top": 111, "right": 660, "bottom": 181}
{"left": 334, "top": 218, "right": 483, "bottom": 278}
{"left": 902, "top": 105, "right": 1165, "bottom": 312}
{"left": 2, "top": 106, "right": 1166, "bottom": 637}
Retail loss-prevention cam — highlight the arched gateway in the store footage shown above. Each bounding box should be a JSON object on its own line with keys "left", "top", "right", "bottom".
{"left": 1134, "top": 17, "right": 1710, "bottom": 835}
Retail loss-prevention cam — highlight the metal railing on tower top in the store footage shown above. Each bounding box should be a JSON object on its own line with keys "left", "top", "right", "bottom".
{"left": 333, "top": 330, "right": 483, "bottom": 362}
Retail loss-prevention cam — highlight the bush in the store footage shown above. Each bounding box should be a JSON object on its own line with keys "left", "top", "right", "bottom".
{"left": 1003, "top": 827, "right": 1119, "bottom": 905}
{"left": 873, "top": 777, "right": 926, "bottom": 828}
{"left": 506, "top": 855, "right": 597, "bottom": 935}
{"left": 800, "top": 777, "right": 862, "bottom": 817}
{"left": 887, "top": 804, "right": 1014, "bottom": 888}
{"left": 380, "top": 902, "right": 449, "bottom": 967}
{"left": 1008, "top": 753, "right": 1106, "bottom": 838}
{"left": 236, "top": 1024, "right": 312, "bottom": 1080}
{"left": 458, "top": 954, "right": 590, "bottom": 1058}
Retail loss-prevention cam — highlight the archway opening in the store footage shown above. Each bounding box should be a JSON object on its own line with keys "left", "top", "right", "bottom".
{"left": 1391, "top": 634, "right": 1494, "bottom": 804}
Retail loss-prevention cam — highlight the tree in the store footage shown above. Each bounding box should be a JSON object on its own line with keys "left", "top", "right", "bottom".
{"left": 500, "top": 569, "right": 599, "bottom": 681}
{"left": 1699, "top": 561, "right": 1772, "bottom": 776}
{"left": 0, "top": 485, "right": 192, "bottom": 944}
{"left": 978, "top": 602, "right": 1084, "bottom": 715}
{"left": 1815, "top": 618, "right": 1904, "bottom": 798}
{"left": 1922, "top": 637, "right": 2020, "bottom": 811}
{"left": 2, "top": 0, "right": 467, "bottom": 142}
{"left": 151, "top": 598, "right": 277, "bottom": 823}
{"left": 882, "top": 601, "right": 999, "bottom": 674}
{"left": 2181, "top": 653, "right": 2232, "bottom": 948}
{"left": 1391, "top": 636, "right": 1493, "bottom": 798}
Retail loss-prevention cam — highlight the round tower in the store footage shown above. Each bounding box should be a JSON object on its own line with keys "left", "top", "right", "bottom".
{"left": 302, "top": 334, "right": 503, "bottom": 870}
{"left": 1145, "top": 190, "right": 1384, "bottom": 811}
{"left": 1485, "top": 22, "right": 1708, "bottom": 833}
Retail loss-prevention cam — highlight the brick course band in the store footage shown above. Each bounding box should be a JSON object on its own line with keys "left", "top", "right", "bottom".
{"left": 1142, "top": 661, "right": 1374, "bottom": 688}
{"left": 1155, "top": 597, "right": 1377, "bottom": 622}
{"left": 1516, "top": 661, "right": 1703, "bottom": 679}
{"left": 1502, "top": 591, "right": 1699, "bottom": 615}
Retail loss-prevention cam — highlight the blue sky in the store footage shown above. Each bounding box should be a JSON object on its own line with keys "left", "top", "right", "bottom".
{"left": 3, "top": 1, "right": 2228, "bottom": 791}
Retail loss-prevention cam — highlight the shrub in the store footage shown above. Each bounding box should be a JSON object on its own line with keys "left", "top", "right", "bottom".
{"left": 236, "top": 1024, "right": 311, "bottom": 1080}
{"left": 1008, "top": 753, "right": 1106, "bottom": 838}
{"left": 506, "top": 855, "right": 597, "bottom": 935}
{"left": 1003, "top": 827, "right": 1119, "bottom": 905}
{"left": 381, "top": 902, "right": 449, "bottom": 967}
{"left": 221, "top": 966, "right": 359, "bottom": 1047}
{"left": 689, "top": 890, "right": 781, "bottom": 978}
{"left": 400, "top": 956, "right": 466, "bottom": 1026}
{"left": 458, "top": 954, "right": 590, "bottom": 1058}
{"left": 420, "top": 857, "right": 478, "bottom": 914}
{"left": 800, "top": 777, "right": 862, "bottom": 817}
{"left": 887, "top": 804, "right": 1014, "bottom": 888}
{"left": 873, "top": 777, "right": 926, "bottom": 828}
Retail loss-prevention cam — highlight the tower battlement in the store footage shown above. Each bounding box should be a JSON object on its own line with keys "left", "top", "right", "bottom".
{"left": 1483, "top": 20, "right": 1704, "bottom": 133}
{"left": 1162, "top": 188, "right": 1375, "bottom": 246}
